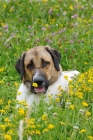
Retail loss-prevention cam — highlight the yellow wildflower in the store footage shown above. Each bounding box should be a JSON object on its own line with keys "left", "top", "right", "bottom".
{"left": 9, "top": 7, "right": 13, "bottom": 12}
{"left": 56, "top": 93, "right": 62, "bottom": 97}
{"left": 69, "top": 80, "right": 73, "bottom": 84}
{"left": 7, "top": 130, "right": 13, "bottom": 135}
{"left": 64, "top": 75, "right": 69, "bottom": 80}
{"left": 48, "top": 94, "right": 52, "bottom": 99}
{"left": 82, "top": 101, "right": 88, "bottom": 107}
{"left": 0, "top": 109, "right": 5, "bottom": 114}
{"left": 78, "top": 18, "right": 82, "bottom": 22}
{"left": 8, "top": 100, "right": 11, "bottom": 105}
{"left": 42, "top": 114, "right": 48, "bottom": 121}
{"left": 14, "top": 82, "right": 19, "bottom": 88}
{"left": 3, "top": 4, "right": 6, "bottom": 9}
{"left": 84, "top": 62, "right": 88, "bottom": 65}
{"left": 18, "top": 108, "right": 25, "bottom": 115}
{"left": 48, "top": 124, "right": 55, "bottom": 130}
{"left": 31, "top": 125, "right": 36, "bottom": 129}
{"left": 69, "top": 5, "right": 74, "bottom": 10}
{"left": 32, "top": 82, "right": 38, "bottom": 87}
{"left": 88, "top": 136, "right": 93, "bottom": 140}
{"left": 69, "top": 90, "right": 74, "bottom": 96}
{"left": 26, "top": 48, "right": 29, "bottom": 50}
{"left": 17, "top": 92, "right": 22, "bottom": 95}
{"left": 29, "top": 130, "right": 35, "bottom": 135}
{"left": 4, "top": 134, "right": 12, "bottom": 140}
{"left": 69, "top": 85, "right": 74, "bottom": 89}
{"left": 0, "top": 124, "right": 6, "bottom": 130}
{"left": 42, "top": 128, "right": 48, "bottom": 133}
{"left": 35, "top": 130, "right": 41, "bottom": 135}
{"left": 7, "top": 123, "right": 12, "bottom": 127}
{"left": 70, "top": 105, "right": 75, "bottom": 110}
{"left": 66, "top": 99, "right": 70, "bottom": 102}
{"left": 4, "top": 118, "right": 10, "bottom": 123}
{"left": 75, "top": 91, "right": 83, "bottom": 99}
{"left": 18, "top": 100, "right": 28, "bottom": 106}
{"left": 42, "top": 0, "right": 48, "bottom": 2}
{"left": 0, "top": 80, "right": 4, "bottom": 84}
{"left": 30, "top": 118, "right": 35, "bottom": 122}
{"left": 79, "top": 129, "right": 86, "bottom": 133}
{"left": 0, "top": 67, "right": 6, "bottom": 72}
{"left": 27, "top": 118, "right": 35, "bottom": 125}
{"left": 55, "top": 97, "right": 60, "bottom": 102}
{"left": 85, "top": 111, "right": 91, "bottom": 117}
{"left": 59, "top": 121, "right": 65, "bottom": 125}
{"left": 0, "top": 99, "right": 3, "bottom": 104}
{"left": 58, "top": 86, "right": 64, "bottom": 91}
{"left": 14, "top": 54, "right": 17, "bottom": 57}
{"left": 84, "top": 19, "right": 87, "bottom": 23}
{"left": 45, "top": 24, "right": 49, "bottom": 27}
{"left": 1, "top": 23, "right": 5, "bottom": 27}
{"left": 88, "top": 80, "right": 93, "bottom": 83}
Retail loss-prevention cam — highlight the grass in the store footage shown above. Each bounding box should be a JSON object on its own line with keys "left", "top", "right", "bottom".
{"left": 0, "top": 0, "right": 93, "bottom": 139}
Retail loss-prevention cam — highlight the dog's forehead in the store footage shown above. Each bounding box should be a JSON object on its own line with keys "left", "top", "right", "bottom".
{"left": 24, "top": 47, "right": 52, "bottom": 63}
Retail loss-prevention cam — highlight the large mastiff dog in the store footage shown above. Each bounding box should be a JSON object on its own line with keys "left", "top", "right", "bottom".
{"left": 15, "top": 46, "right": 79, "bottom": 106}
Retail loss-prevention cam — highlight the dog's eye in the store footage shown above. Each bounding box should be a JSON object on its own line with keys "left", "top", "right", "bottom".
{"left": 27, "top": 61, "right": 34, "bottom": 69}
{"left": 42, "top": 61, "right": 50, "bottom": 68}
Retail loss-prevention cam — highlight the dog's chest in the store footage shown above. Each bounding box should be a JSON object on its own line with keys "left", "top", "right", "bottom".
{"left": 17, "top": 74, "right": 68, "bottom": 106}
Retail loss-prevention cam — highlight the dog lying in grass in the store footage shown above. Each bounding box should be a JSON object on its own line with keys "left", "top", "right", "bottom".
{"left": 15, "top": 46, "right": 79, "bottom": 106}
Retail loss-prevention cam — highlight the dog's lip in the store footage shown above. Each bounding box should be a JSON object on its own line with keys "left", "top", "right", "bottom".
{"left": 34, "top": 86, "right": 45, "bottom": 93}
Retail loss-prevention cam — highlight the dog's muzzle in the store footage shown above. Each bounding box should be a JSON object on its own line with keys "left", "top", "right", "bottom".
{"left": 31, "top": 70, "right": 49, "bottom": 94}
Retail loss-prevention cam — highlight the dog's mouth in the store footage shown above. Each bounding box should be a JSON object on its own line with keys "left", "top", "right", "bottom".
{"left": 31, "top": 82, "right": 47, "bottom": 94}
{"left": 34, "top": 86, "right": 46, "bottom": 93}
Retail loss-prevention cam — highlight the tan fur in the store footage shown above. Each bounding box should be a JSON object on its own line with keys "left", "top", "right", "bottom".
{"left": 23, "top": 46, "right": 61, "bottom": 85}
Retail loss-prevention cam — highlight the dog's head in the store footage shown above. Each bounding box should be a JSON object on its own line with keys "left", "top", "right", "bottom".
{"left": 15, "top": 46, "right": 61, "bottom": 94}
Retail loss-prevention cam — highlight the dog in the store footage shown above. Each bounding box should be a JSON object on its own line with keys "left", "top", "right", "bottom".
{"left": 15, "top": 46, "right": 79, "bottom": 106}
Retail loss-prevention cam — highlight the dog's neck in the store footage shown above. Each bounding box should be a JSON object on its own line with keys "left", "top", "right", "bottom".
{"left": 49, "top": 70, "right": 61, "bottom": 85}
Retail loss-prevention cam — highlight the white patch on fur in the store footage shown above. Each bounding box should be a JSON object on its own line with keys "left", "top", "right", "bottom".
{"left": 62, "top": 70, "right": 80, "bottom": 80}
{"left": 16, "top": 71, "right": 79, "bottom": 106}
{"left": 33, "top": 69, "right": 40, "bottom": 81}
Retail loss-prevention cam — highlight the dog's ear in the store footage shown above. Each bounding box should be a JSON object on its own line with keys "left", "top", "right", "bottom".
{"left": 45, "top": 47, "right": 61, "bottom": 71}
{"left": 15, "top": 52, "right": 26, "bottom": 80}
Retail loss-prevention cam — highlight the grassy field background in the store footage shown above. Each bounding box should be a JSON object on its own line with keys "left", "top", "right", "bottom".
{"left": 0, "top": 0, "right": 93, "bottom": 140}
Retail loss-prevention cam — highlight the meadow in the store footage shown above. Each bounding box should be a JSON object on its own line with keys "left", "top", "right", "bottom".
{"left": 0, "top": 0, "right": 93, "bottom": 139}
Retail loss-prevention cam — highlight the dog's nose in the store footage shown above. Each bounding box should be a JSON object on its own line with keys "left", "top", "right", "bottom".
{"left": 33, "top": 76, "right": 44, "bottom": 86}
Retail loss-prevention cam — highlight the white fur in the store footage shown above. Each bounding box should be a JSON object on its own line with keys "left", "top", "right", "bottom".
{"left": 16, "top": 70, "right": 79, "bottom": 106}
{"left": 33, "top": 69, "right": 40, "bottom": 81}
